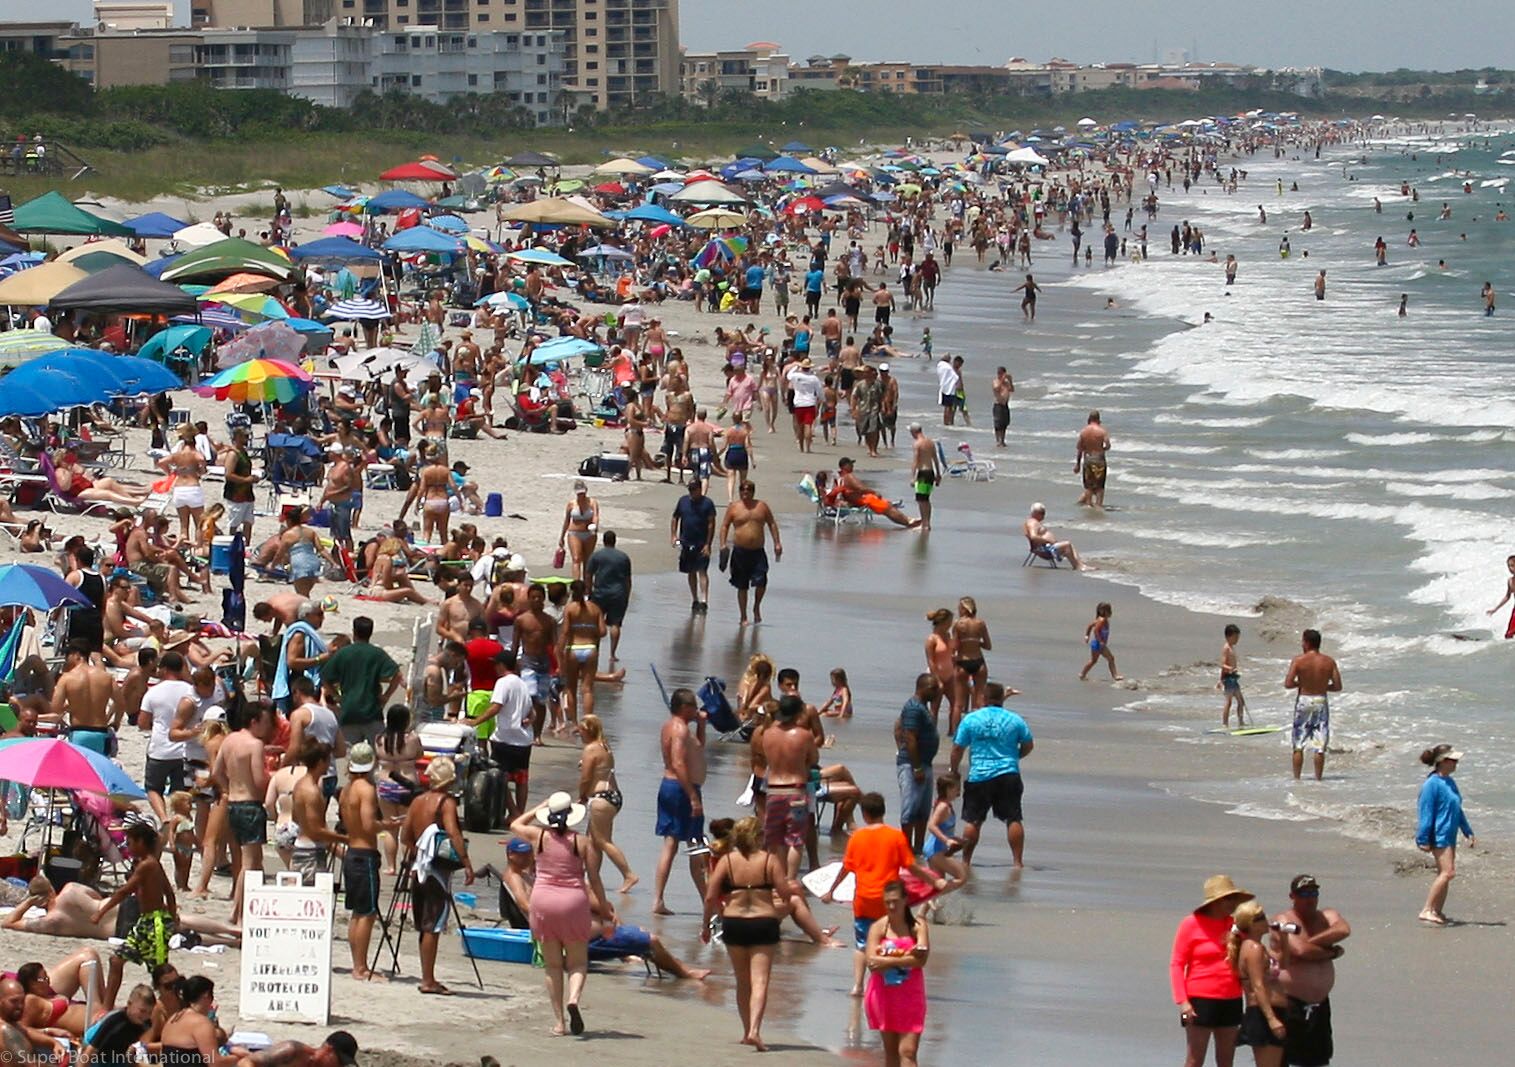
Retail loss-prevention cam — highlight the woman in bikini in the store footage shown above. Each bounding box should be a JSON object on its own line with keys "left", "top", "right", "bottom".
{"left": 722, "top": 411, "right": 755, "bottom": 503}
{"left": 923, "top": 608, "right": 956, "bottom": 723}
{"left": 558, "top": 580, "right": 605, "bottom": 724}
{"left": 950, "top": 597, "right": 993, "bottom": 731}
{"left": 375, "top": 703, "right": 422, "bottom": 874}
{"left": 576, "top": 715, "right": 637, "bottom": 893}
{"left": 1228, "top": 900, "right": 1291, "bottom": 1067}
{"left": 643, "top": 318, "right": 668, "bottom": 368}
{"left": 157, "top": 976, "right": 236, "bottom": 1067}
{"left": 557, "top": 481, "right": 599, "bottom": 582}
{"left": 159, "top": 427, "right": 208, "bottom": 546}
{"left": 757, "top": 354, "right": 780, "bottom": 433}
{"left": 366, "top": 527, "right": 430, "bottom": 605}
{"left": 263, "top": 761, "right": 306, "bottom": 872}
{"left": 414, "top": 448, "right": 454, "bottom": 546}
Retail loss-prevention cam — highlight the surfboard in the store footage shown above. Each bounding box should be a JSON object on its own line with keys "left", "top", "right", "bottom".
{"left": 1204, "top": 726, "right": 1285, "bottom": 736}
{"left": 801, "top": 860, "right": 854, "bottom": 902}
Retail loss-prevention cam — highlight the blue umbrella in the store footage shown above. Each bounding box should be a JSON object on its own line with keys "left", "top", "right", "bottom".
{"left": 142, "top": 254, "right": 184, "bottom": 278}
{"left": 322, "top": 185, "right": 358, "bottom": 198}
{"left": 428, "top": 214, "right": 470, "bottom": 233}
{"left": 0, "top": 562, "right": 92, "bottom": 610}
{"left": 26, "top": 349, "right": 136, "bottom": 396}
{"left": 366, "top": 190, "right": 431, "bottom": 214}
{"left": 0, "top": 364, "right": 113, "bottom": 414}
{"left": 381, "top": 227, "right": 463, "bottom": 254}
{"left": 622, "top": 203, "right": 686, "bottom": 228}
{"left": 287, "top": 237, "right": 383, "bottom": 263}
{"left": 138, "top": 324, "right": 213, "bottom": 363}
{"left": 109, "top": 355, "right": 182, "bottom": 394}
{"left": 285, "top": 317, "right": 335, "bottom": 335}
{"left": 476, "top": 291, "right": 531, "bottom": 310}
{"left": 525, "top": 336, "right": 602, "bottom": 365}
{"left": 763, "top": 156, "right": 817, "bottom": 174}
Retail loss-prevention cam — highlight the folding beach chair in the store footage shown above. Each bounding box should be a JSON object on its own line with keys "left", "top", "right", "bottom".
{"left": 1022, "top": 541, "right": 1062, "bottom": 568}
{"left": 37, "top": 453, "right": 115, "bottom": 517}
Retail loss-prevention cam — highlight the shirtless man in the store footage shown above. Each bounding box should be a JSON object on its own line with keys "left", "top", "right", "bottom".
{"left": 435, "top": 572, "right": 484, "bottom": 645}
{"left": 290, "top": 739, "right": 348, "bottom": 886}
{"left": 252, "top": 593, "right": 305, "bottom": 636}
{"left": 1, "top": 978, "right": 54, "bottom": 1064}
{"left": 510, "top": 584, "right": 559, "bottom": 740}
{"left": 337, "top": 742, "right": 387, "bottom": 981}
{"left": 2, "top": 878, "right": 238, "bottom": 944}
{"left": 760, "top": 695, "right": 820, "bottom": 879}
{"left": 661, "top": 374, "right": 693, "bottom": 484}
{"left": 52, "top": 641, "right": 119, "bottom": 756}
{"left": 991, "top": 366, "right": 1015, "bottom": 448}
{"left": 234, "top": 1032, "right": 361, "bottom": 1067}
{"left": 1075, "top": 410, "right": 1111, "bottom": 508}
{"left": 879, "top": 363, "right": 900, "bottom": 448}
{"left": 114, "top": 649, "right": 158, "bottom": 736}
{"left": 1272, "top": 874, "right": 1351, "bottom": 1067}
{"left": 682, "top": 409, "right": 724, "bottom": 486}
{"left": 719, "top": 481, "right": 782, "bottom": 626}
{"left": 318, "top": 449, "right": 358, "bottom": 551}
{"left": 418, "top": 642, "right": 467, "bottom": 723}
{"left": 1023, "top": 503, "right": 1084, "bottom": 570}
{"left": 908, "top": 424, "right": 942, "bottom": 531}
{"left": 214, "top": 701, "right": 272, "bottom": 923}
{"left": 1284, "top": 629, "right": 1342, "bottom": 781}
{"left": 125, "top": 521, "right": 191, "bottom": 605}
{"left": 836, "top": 458, "right": 920, "bottom": 529}
{"left": 453, "top": 331, "right": 481, "bottom": 385}
{"left": 652, "top": 688, "right": 707, "bottom": 915}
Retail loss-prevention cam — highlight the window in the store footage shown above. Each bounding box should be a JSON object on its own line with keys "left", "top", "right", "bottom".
{"left": 584, "top": 10, "right": 595, "bottom": 18}
{"left": 505, "top": 34, "right": 517, "bottom": 43}
{"left": 536, "top": 73, "right": 546, "bottom": 84}
{"left": 412, "top": 74, "right": 422, "bottom": 85}
{"left": 468, "top": 73, "right": 477, "bottom": 85}
{"left": 477, "top": 12, "right": 488, "bottom": 19}
{"left": 584, "top": 61, "right": 597, "bottom": 69}
{"left": 393, "top": 35, "right": 406, "bottom": 46}
{"left": 467, "top": 35, "right": 477, "bottom": 46}
{"left": 505, "top": 13, "right": 516, "bottom": 20}
{"left": 585, "top": 44, "right": 596, "bottom": 53}
{"left": 537, "top": 53, "right": 545, "bottom": 63}
{"left": 584, "top": 28, "right": 595, "bottom": 36}
{"left": 169, "top": 45, "right": 195, "bottom": 62}
{"left": 586, "top": 77, "right": 598, "bottom": 86}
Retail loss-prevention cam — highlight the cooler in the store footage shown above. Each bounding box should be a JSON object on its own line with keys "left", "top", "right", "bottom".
{"left": 209, "top": 536, "right": 236, "bottom": 575}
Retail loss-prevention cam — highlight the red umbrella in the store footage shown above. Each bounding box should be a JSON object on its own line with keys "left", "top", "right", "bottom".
{"left": 683, "top": 170, "right": 717, "bottom": 184}
{"left": 784, "top": 196, "right": 826, "bottom": 217}
{"left": 379, "top": 159, "right": 459, "bottom": 182}
{"left": 593, "top": 181, "right": 627, "bottom": 196}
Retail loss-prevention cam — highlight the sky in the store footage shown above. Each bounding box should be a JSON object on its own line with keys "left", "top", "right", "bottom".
{"left": 9, "top": 0, "right": 1515, "bottom": 72}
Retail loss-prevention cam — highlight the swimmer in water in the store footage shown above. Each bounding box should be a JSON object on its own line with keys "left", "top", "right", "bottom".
{"left": 1398, "top": 294, "right": 1408, "bottom": 317}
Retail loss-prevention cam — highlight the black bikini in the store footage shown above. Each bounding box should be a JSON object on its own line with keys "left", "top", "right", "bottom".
{"left": 719, "top": 854, "right": 782, "bottom": 947}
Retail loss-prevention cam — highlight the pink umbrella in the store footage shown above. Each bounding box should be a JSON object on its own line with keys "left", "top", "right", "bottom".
{"left": 324, "top": 221, "right": 365, "bottom": 238}
{"left": 648, "top": 223, "right": 672, "bottom": 238}
{"left": 0, "top": 737, "right": 146, "bottom": 801}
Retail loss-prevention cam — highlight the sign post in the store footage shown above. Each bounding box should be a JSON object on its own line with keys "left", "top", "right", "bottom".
{"left": 239, "top": 871, "right": 335, "bottom": 1026}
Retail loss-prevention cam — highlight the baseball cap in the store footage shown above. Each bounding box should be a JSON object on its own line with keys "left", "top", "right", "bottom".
{"left": 324, "top": 1031, "right": 359, "bottom": 1067}
{"left": 505, "top": 838, "right": 533, "bottom": 855}
{"left": 202, "top": 706, "right": 227, "bottom": 723}
{"left": 879, "top": 362, "right": 890, "bottom": 372}
{"left": 1289, "top": 874, "right": 1320, "bottom": 895}
{"left": 346, "top": 742, "right": 376, "bottom": 774}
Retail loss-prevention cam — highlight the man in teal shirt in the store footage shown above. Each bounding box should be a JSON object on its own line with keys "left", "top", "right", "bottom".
{"left": 949, "top": 681, "right": 1033, "bottom": 868}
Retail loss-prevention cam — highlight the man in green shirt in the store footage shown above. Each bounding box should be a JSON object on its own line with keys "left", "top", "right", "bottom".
{"left": 322, "top": 616, "right": 401, "bottom": 747}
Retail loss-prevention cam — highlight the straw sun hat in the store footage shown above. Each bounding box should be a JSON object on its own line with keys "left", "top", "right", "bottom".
{"left": 537, "top": 790, "right": 588, "bottom": 830}
{"left": 1199, "top": 875, "right": 1254, "bottom": 909}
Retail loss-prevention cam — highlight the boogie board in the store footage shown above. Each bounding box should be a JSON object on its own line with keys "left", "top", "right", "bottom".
{"left": 801, "top": 861, "right": 854, "bottom": 903}
{"left": 1204, "top": 726, "right": 1285, "bottom": 736}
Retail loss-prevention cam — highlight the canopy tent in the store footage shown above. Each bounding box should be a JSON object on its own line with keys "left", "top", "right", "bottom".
{"left": 123, "top": 212, "right": 191, "bottom": 239}
{"left": 763, "top": 156, "right": 817, "bottom": 175}
{"left": 496, "top": 199, "right": 611, "bottom": 227}
{"left": 379, "top": 159, "right": 459, "bottom": 182}
{"left": 49, "top": 263, "right": 201, "bottom": 315}
{"left": 0, "top": 260, "right": 89, "bottom": 306}
{"left": 365, "top": 189, "right": 431, "bottom": 214}
{"left": 799, "top": 156, "right": 838, "bottom": 174}
{"left": 669, "top": 180, "right": 748, "bottom": 205}
{"left": 592, "top": 157, "right": 656, "bottom": 176}
{"left": 733, "top": 143, "right": 778, "bottom": 161}
{"left": 1004, "top": 147, "right": 1052, "bottom": 167}
{"left": 11, "top": 192, "right": 133, "bottom": 238}
{"left": 621, "top": 203, "right": 686, "bottom": 228}
{"left": 287, "top": 236, "right": 385, "bottom": 263}
{"left": 159, "top": 238, "right": 293, "bottom": 283}
{"left": 503, "top": 150, "right": 561, "bottom": 168}
{"left": 170, "top": 222, "right": 228, "bottom": 248}
{"left": 780, "top": 140, "right": 812, "bottom": 153}
{"left": 381, "top": 227, "right": 463, "bottom": 254}
{"left": 57, "top": 240, "right": 147, "bottom": 268}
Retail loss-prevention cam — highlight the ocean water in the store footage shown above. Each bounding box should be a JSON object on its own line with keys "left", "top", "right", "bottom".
{"left": 918, "top": 131, "right": 1515, "bottom": 847}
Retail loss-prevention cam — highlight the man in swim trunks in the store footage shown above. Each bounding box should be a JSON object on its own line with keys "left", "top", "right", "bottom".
{"left": 53, "top": 640, "right": 119, "bottom": 756}
{"left": 907, "top": 424, "right": 943, "bottom": 531}
{"left": 1023, "top": 503, "right": 1084, "bottom": 570}
{"left": 760, "top": 695, "right": 819, "bottom": 878}
{"left": 991, "top": 366, "right": 1015, "bottom": 448}
{"left": 92, "top": 824, "right": 177, "bottom": 974}
{"left": 216, "top": 700, "right": 273, "bottom": 922}
{"left": 1075, "top": 410, "right": 1111, "bottom": 508}
{"left": 834, "top": 458, "right": 921, "bottom": 529}
{"left": 1284, "top": 629, "right": 1342, "bottom": 781}
{"left": 652, "top": 688, "right": 707, "bottom": 915}
{"left": 720, "top": 481, "right": 782, "bottom": 626}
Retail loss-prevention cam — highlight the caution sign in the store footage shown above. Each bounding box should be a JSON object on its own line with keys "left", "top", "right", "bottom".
{"left": 239, "top": 871, "right": 334, "bottom": 1025}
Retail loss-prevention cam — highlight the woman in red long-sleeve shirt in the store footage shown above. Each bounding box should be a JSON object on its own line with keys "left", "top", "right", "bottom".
{"left": 1171, "top": 875, "right": 1252, "bottom": 1067}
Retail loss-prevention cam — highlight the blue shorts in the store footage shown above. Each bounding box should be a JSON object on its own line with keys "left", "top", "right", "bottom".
{"left": 853, "top": 915, "right": 874, "bottom": 951}
{"left": 589, "top": 925, "right": 653, "bottom": 957}
{"left": 654, "top": 778, "right": 702, "bottom": 840}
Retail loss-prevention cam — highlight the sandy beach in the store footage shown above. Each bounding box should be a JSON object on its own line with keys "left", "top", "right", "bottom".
{"left": 5, "top": 129, "right": 1513, "bottom": 1067}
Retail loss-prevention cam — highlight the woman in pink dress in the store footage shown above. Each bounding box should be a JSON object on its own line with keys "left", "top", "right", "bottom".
{"left": 510, "top": 792, "right": 613, "bottom": 1036}
{"left": 864, "top": 880, "right": 931, "bottom": 1067}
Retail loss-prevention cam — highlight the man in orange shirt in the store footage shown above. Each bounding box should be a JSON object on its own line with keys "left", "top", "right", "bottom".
{"left": 823, "top": 792, "right": 945, "bottom": 995}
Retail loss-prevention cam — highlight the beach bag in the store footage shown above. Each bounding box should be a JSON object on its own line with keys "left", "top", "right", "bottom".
{"left": 552, "top": 547, "right": 566, "bottom": 570}
{"left": 577, "top": 455, "right": 601, "bottom": 478}
{"left": 697, "top": 676, "right": 744, "bottom": 736}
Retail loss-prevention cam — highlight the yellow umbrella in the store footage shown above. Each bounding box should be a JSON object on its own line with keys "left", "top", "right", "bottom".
{"left": 591, "top": 157, "right": 655, "bottom": 177}
{"left": 463, "top": 235, "right": 496, "bottom": 253}
{"left": 0, "top": 260, "right": 89, "bottom": 305}
{"left": 685, "top": 207, "right": 748, "bottom": 229}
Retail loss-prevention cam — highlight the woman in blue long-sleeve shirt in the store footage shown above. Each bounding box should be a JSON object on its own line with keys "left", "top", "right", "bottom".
{"left": 1416, "top": 744, "right": 1475, "bottom": 925}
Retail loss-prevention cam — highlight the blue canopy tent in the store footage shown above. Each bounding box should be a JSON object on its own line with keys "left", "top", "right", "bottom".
{"left": 286, "top": 236, "right": 385, "bottom": 263}
{"left": 381, "top": 227, "right": 463, "bottom": 254}
{"left": 123, "top": 212, "right": 191, "bottom": 239}
{"left": 622, "top": 204, "right": 686, "bottom": 228}
{"left": 636, "top": 156, "right": 670, "bottom": 170}
{"left": 365, "top": 190, "right": 431, "bottom": 214}
{"left": 764, "top": 156, "right": 817, "bottom": 174}
{"left": 143, "top": 254, "right": 185, "bottom": 278}
{"left": 780, "top": 140, "right": 812, "bottom": 153}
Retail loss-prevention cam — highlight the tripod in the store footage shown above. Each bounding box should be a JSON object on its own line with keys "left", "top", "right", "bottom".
{"left": 369, "top": 855, "right": 484, "bottom": 990}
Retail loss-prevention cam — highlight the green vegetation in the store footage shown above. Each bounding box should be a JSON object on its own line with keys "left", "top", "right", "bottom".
{"left": 2, "top": 50, "right": 1513, "bottom": 204}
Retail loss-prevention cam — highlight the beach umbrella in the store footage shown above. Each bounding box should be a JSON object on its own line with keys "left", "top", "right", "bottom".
{"left": 497, "top": 199, "right": 610, "bottom": 227}
{"left": 670, "top": 181, "right": 748, "bottom": 206}
{"left": 764, "top": 156, "right": 817, "bottom": 175}
{"left": 106, "top": 354, "right": 183, "bottom": 394}
{"left": 650, "top": 170, "right": 686, "bottom": 181}
{"left": 648, "top": 182, "right": 685, "bottom": 198}
{"left": 592, "top": 157, "right": 655, "bottom": 177}
{"left": 365, "top": 190, "right": 432, "bottom": 215}
{"left": 463, "top": 235, "right": 503, "bottom": 254}
{"left": 209, "top": 293, "right": 290, "bottom": 323}
{"left": 428, "top": 214, "right": 471, "bottom": 234}
{"left": 325, "top": 297, "right": 392, "bottom": 322}
{"left": 685, "top": 207, "right": 748, "bottom": 229}
{"left": 0, "top": 363, "right": 115, "bottom": 414}
{"left": 0, "top": 737, "right": 145, "bottom": 802}
{"left": 23, "top": 349, "right": 133, "bottom": 397}
{"left": 622, "top": 204, "right": 685, "bottom": 228}
{"left": 288, "top": 237, "right": 383, "bottom": 264}
{"left": 476, "top": 291, "right": 531, "bottom": 311}
{"left": 503, "top": 150, "right": 560, "bottom": 169}
{"left": 783, "top": 196, "right": 825, "bottom": 217}
{"left": 592, "top": 181, "right": 628, "bottom": 195}
{"left": 692, "top": 236, "right": 746, "bottom": 267}
{"left": 217, "top": 321, "right": 306, "bottom": 367}
{"left": 160, "top": 238, "right": 292, "bottom": 283}
{"left": 506, "top": 248, "right": 573, "bottom": 268}
{"left": 57, "top": 240, "right": 147, "bottom": 269}
{"left": 0, "top": 562, "right": 93, "bottom": 610}
{"left": 380, "top": 159, "right": 459, "bottom": 182}
{"left": 525, "top": 336, "right": 602, "bottom": 366}
{"left": 381, "top": 227, "right": 464, "bottom": 254}
{"left": 483, "top": 165, "right": 515, "bottom": 182}
{"left": 175, "top": 308, "right": 247, "bottom": 332}
{"left": 323, "top": 221, "right": 365, "bottom": 238}
{"left": 0, "top": 331, "right": 70, "bottom": 369}
{"left": 122, "top": 212, "right": 191, "bottom": 239}
{"left": 0, "top": 260, "right": 88, "bottom": 306}
{"left": 207, "top": 272, "right": 282, "bottom": 296}
{"left": 192, "top": 358, "right": 311, "bottom": 404}
{"left": 577, "top": 245, "right": 635, "bottom": 261}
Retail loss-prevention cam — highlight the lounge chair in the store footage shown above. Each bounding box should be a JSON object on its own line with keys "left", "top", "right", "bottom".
{"left": 794, "top": 473, "right": 872, "bottom": 525}
{"left": 36, "top": 454, "right": 116, "bottom": 517}
{"left": 1023, "top": 541, "right": 1063, "bottom": 568}
{"left": 937, "top": 440, "right": 995, "bottom": 482}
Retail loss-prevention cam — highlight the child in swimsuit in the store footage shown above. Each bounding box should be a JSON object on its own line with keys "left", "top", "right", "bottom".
{"left": 820, "top": 667, "right": 853, "bottom": 719}
{"left": 921, "top": 774, "right": 967, "bottom": 908}
{"left": 1079, "top": 601, "right": 1123, "bottom": 681}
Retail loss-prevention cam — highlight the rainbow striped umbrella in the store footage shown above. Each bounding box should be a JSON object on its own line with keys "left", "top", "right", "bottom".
{"left": 192, "top": 357, "right": 312, "bottom": 404}
{"left": 692, "top": 236, "right": 747, "bottom": 267}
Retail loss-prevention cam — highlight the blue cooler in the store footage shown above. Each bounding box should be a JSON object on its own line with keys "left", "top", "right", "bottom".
{"left": 209, "top": 536, "right": 236, "bottom": 575}
{"left": 484, "top": 492, "right": 503, "bottom": 517}
{"left": 460, "top": 927, "right": 534, "bottom": 963}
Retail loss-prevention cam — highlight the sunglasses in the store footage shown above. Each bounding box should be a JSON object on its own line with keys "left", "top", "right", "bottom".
{"left": 1293, "top": 889, "right": 1319, "bottom": 898}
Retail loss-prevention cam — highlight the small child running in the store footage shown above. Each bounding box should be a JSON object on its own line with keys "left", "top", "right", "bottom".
{"left": 921, "top": 774, "right": 968, "bottom": 914}
{"left": 1079, "top": 602, "right": 1123, "bottom": 681}
{"left": 1219, "top": 623, "right": 1248, "bottom": 727}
